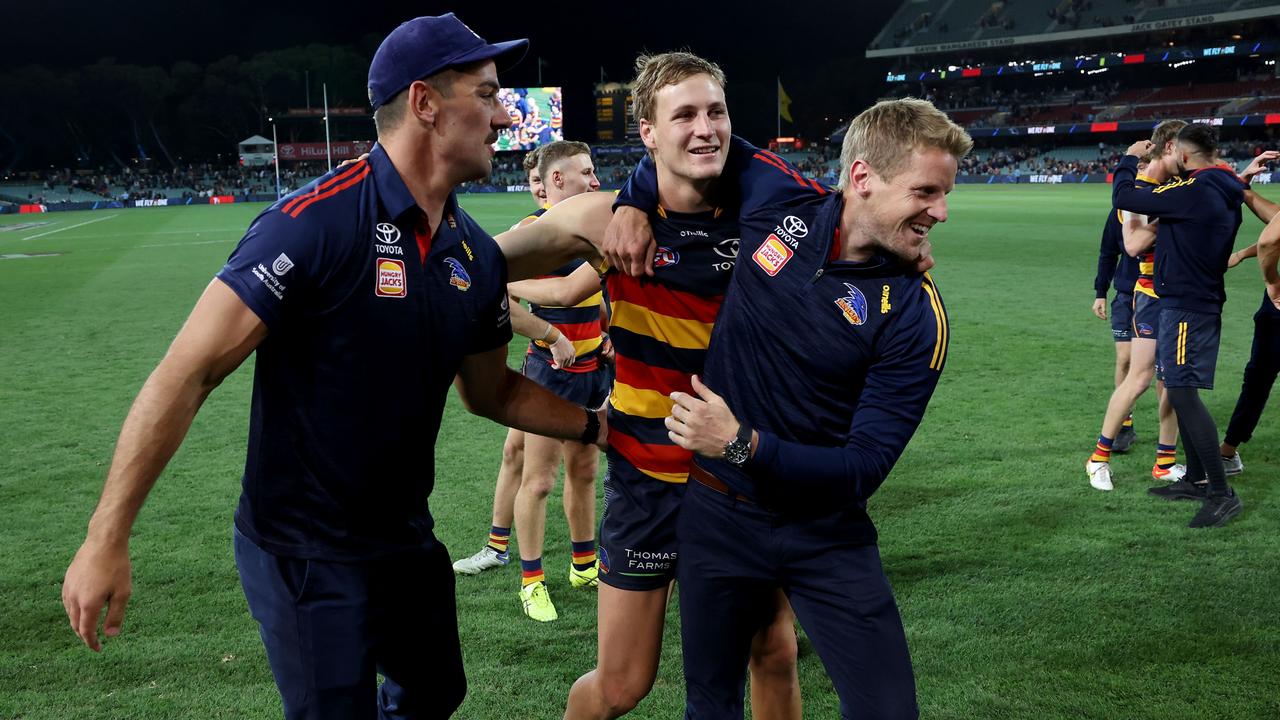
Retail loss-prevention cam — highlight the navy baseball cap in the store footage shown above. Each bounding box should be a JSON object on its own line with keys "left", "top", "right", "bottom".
{"left": 368, "top": 13, "right": 529, "bottom": 111}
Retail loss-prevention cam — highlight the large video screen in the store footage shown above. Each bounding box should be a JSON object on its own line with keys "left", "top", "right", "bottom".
{"left": 494, "top": 87, "right": 563, "bottom": 151}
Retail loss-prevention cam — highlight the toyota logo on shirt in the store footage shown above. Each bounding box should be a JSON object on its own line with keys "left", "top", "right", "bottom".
{"left": 783, "top": 216, "right": 808, "bottom": 237}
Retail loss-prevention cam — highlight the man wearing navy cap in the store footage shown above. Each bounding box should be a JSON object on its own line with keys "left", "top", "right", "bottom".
{"left": 62, "top": 14, "right": 604, "bottom": 719}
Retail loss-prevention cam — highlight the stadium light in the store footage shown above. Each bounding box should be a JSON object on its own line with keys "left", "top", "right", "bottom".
{"left": 269, "top": 117, "right": 281, "bottom": 201}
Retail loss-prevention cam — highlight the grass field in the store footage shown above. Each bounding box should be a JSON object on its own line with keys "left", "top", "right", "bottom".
{"left": 2, "top": 185, "right": 1278, "bottom": 719}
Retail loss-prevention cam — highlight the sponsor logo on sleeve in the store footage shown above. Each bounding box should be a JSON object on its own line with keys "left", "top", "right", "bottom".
{"left": 375, "top": 258, "right": 407, "bottom": 298}
{"left": 444, "top": 257, "right": 471, "bottom": 291}
{"left": 752, "top": 235, "right": 794, "bottom": 276}
{"left": 272, "top": 253, "right": 294, "bottom": 276}
{"left": 835, "top": 283, "right": 869, "bottom": 326}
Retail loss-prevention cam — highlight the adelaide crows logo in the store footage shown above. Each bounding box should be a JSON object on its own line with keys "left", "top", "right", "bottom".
{"left": 444, "top": 257, "right": 471, "bottom": 291}
{"left": 835, "top": 283, "right": 868, "bottom": 326}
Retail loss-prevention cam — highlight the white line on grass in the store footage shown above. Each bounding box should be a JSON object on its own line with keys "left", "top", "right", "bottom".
{"left": 21, "top": 214, "right": 117, "bottom": 241}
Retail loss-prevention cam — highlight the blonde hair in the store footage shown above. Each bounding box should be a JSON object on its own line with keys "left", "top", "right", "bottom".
{"left": 536, "top": 140, "right": 592, "bottom": 178}
{"left": 838, "top": 98, "right": 972, "bottom": 188}
{"left": 631, "top": 51, "right": 727, "bottom": 127}
{"left": 1148, "top": 119, "right": 1188, "bottom": 161}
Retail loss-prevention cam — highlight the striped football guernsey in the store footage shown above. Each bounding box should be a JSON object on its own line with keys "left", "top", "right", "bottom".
{"left": 1132, "top": 174, "right": 1170, "bottom": 298}
{"left": 528, "top": 258, "right": 605, "bottom": 373}
{"left": 606, "top": 206, "right": 737, "bottom": 483}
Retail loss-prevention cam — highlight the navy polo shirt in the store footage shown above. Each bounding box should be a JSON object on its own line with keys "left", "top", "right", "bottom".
{"left": 216, "top": 144, "right": 512, "bottom": 561}
{"left": 617, "top": 137, "right": 949, "bottom": 527}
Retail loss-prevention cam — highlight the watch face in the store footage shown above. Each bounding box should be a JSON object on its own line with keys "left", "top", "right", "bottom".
{"left": 724, "top": 439, "right": 750, "bottom": 466}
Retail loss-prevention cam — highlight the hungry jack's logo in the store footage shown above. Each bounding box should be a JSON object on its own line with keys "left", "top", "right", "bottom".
{"left": 375, "top": 258, "right": 407, "bottom": 298}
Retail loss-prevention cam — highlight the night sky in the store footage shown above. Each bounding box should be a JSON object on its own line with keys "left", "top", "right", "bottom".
{"left": 2, "top": 0, "right": 899, "bottom": 144}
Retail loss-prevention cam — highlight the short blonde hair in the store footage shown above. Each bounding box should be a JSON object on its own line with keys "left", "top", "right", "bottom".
{"left": 631, "top": 51, "right": 727, "bottom": 127}
{"left": 536, "top": 140, "right": 592, "bottom": 178}
{"left": 1148, "top": 119, "right": 1188, "bottom": 161}
{"left": 838, "top": 98, "right": 972, "bottom": 188}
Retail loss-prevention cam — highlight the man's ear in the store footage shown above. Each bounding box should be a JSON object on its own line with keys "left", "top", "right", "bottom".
{"left": 639, "top": 119, "right": 657, "bottom": 152}
{"left": 407, "top": 80, "right": 439, "bottom": 126}
{"left": 847, "top": 159, "right": 875, "bottom": 197}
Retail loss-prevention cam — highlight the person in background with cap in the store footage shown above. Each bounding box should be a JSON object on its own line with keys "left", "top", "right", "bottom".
{"left": 61, "top": 14, "right": 604, "bottom": 719}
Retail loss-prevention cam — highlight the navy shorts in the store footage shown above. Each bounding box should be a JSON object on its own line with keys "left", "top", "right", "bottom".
{"left": 1110, "top": 291, "right": 1134, "bottom": 341}
{"left": 234, "top": 529, "right": 464, "bottom": 720}
{"left": 597, "top": 452, "right": 685, "bottom": 591}
{"left": 677, "top": 480, "right": 917, "bottom": 719}
{"left": 1132, "top": 292, "right": 1161, "bottom": 340}
{"left": 523, "top": 354, "right": 610, "bottom": 409}
{"left": 1159, "top": 308, "right": 1222, "bottom": 390}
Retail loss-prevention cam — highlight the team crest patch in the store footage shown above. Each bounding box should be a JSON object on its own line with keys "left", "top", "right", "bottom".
{"left": 1138, "top": 323, "right": 1154, "bottom": 336}
{"left": 375, "top": 258, "right": 407, "bottom": 298}
{"left": 752, "top": 235, "right": 794, "bottom": 276}
{"left": 444, "top": 257, "right": 471, "bottom": 291}
{"left": 653, "top": 246, "right": 680, "bottom": 268}
{"left": 598, "top": 546, "right": 610, "bottom": 574}
{"left": 835, "top": 283, "right": 869, "bottom": 326}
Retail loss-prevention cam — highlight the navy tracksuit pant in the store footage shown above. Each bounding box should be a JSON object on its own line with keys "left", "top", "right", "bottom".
{"left": 1223, "top": 309, "right": 1280, "bottom": 448}
{"left": 677, "top": 480, "right": 918, "bottom": 720}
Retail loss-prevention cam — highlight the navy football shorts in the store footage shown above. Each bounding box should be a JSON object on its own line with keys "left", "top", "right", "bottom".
{"left": 522, "top": 354, "right": 610, "bottom": 409}
{"left": 597, "top": 451, "right": 685, "bottom": 591}
{"left": 1159, "top": 308, "right": 1222, "bottom": 390}
{"left": 1132, "top": 292, "right": 1161, "bottom": 340}
{"left": 1111, "top": 291, "right": 1134, "bottom": 342}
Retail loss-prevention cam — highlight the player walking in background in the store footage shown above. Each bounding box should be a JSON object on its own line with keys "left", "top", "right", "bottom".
{"left": 1217, "top": 151, "right": 1280, "bottom": 475}
{"left": 453, "top": 147, "right": 553, "bottom": 579}
{"left": 1085, "top": 120, "right": 1186, "bottom": 492}
{"left": 1091, "top": 174, "right": 1141, "bottom": 452}
{"left": 1113, "top": 125, "right": 1247, "bottom": 527}
{"left": 511, "top": 141, "right": 609, "bottom": 621}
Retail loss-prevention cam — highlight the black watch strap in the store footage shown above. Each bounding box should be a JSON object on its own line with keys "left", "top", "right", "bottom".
{"left": 579, "top": 407, "right": 600, "bottom": 445}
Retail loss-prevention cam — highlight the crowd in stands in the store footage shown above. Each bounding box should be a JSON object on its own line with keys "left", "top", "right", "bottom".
{"left": 959, "top": 139, "right": 1274, "bottom": 177}
{"left": 9, "top": 162, "right": 330, "bottom": 203}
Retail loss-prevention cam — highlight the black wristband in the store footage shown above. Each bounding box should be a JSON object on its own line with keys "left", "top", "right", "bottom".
{"left": 579, "top": 407, "right": 600, "bottom": 445}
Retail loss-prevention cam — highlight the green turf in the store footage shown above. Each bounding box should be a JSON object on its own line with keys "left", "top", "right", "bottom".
{"left": 1, "top": 186, "right": 1278, "bottom": 719}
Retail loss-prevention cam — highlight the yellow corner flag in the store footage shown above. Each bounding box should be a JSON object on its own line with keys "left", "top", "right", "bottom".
{"left": 778, "top": 79, "right": 794, "bottom": 124}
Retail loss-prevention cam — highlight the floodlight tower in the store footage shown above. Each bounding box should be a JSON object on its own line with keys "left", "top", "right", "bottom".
{"left": 269, "top": 117, "right": 281, "bottom": 201}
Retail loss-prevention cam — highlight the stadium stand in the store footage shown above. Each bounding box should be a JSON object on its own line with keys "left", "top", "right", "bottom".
{"left": 871, "top": 0, "right": 1262, "bottom": 50}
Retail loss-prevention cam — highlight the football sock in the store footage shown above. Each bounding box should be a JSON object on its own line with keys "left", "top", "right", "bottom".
{"left": 571, "top": 540, "right": 597, "bottom": 572}
{"left": 1156, "top": 444, "right": 1177, "bottom": 470}
{"left": 1090, "top": 435, "right": 1114, "bottom": 463}
{"left": 521, "top": 558, "right": 545, "bottom": 587}
{"left": 487, "top": 526, "right": 511, "bottom": 554}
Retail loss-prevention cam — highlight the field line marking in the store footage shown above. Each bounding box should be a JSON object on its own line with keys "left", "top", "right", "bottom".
{"left": 22, "top": 215, "right": 117, "bottom": 241}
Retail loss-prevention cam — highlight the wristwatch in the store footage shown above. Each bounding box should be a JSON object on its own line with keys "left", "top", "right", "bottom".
{"left": 723, "top": 422, "right": 753, "bottom": 467}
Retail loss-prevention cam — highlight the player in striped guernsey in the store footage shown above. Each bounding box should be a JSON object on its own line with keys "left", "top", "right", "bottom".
{"left": 1086, "top": 120, "right": 1188, "bottom": 491}
{"left": 511, "top": 141, "right": 608, "bottom": 621}
{"left": 495, "top": 52, "right": 801, "bottom": 720}
{"left": 452, "top": 146, "right": 572, "bottom": 582}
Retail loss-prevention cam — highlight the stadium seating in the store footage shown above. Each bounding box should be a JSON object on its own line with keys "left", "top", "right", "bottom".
{"left": 873, "top": 0, "right": 1248, "bottom": 50}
